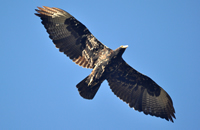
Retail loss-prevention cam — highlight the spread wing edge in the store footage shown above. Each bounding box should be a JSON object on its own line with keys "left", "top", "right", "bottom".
{"left": 106, "top": 58, "right": 176, "bottom": 122}
{"left": 35, "top": 6, "right": 108, "bottom": 68}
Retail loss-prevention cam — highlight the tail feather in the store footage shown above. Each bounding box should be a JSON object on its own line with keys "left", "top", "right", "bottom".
{"left": 76, "top": 76, "right": 104, "bottom": 99}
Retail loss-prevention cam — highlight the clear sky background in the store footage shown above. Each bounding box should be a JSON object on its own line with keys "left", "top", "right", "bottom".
{"left": 1, "top": 0, "right": 200, "bottom": 130}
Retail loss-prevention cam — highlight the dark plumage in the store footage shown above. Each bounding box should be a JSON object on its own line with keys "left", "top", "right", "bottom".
{"left": 35, "top": 6, "right": 176, "bottom": 122}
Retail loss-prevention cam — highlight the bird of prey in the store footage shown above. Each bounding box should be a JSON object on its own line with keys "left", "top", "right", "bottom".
{"left": 35, "top": 6, "right": 176, "bottom": 122}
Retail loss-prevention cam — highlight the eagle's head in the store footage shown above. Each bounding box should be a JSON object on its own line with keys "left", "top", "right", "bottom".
{"left": 113, "top": 45, "right": 128, "bottom": 58}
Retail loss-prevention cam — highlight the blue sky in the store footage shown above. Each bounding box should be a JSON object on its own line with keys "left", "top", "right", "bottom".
{"left": 1, "top": 0, "right": 200, "bottom": 130}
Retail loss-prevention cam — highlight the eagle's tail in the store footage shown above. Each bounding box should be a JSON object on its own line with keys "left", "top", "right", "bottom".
{"left": 76, "top": 76, "right": 104, "bottom": 99}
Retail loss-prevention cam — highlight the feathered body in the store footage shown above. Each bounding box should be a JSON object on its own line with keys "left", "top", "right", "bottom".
{"left": 35, "top": 6, "right": 176, "bottom": 122}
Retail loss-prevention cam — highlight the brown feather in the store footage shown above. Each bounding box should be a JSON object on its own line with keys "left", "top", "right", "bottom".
{"left": 35, "top": 6, "right": 107, "bottom": 68}
{"left": 106, "top": 58, "right": 176, "bottom": 122}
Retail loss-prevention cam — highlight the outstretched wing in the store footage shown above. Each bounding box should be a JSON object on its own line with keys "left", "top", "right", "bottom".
{"left": 35, "top": 6, "right": 107, "bottom": 68}
{"left": 106, "top": 58, "right": 176, "bottom": 122}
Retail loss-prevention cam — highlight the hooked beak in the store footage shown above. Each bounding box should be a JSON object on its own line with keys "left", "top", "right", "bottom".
{"left": 120, "top": 45, "right": 128, "bottom": 48}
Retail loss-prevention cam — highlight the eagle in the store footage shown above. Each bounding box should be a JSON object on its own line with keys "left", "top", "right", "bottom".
{"left": 35, "top": 6, "right": 176, "bottom": 122}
